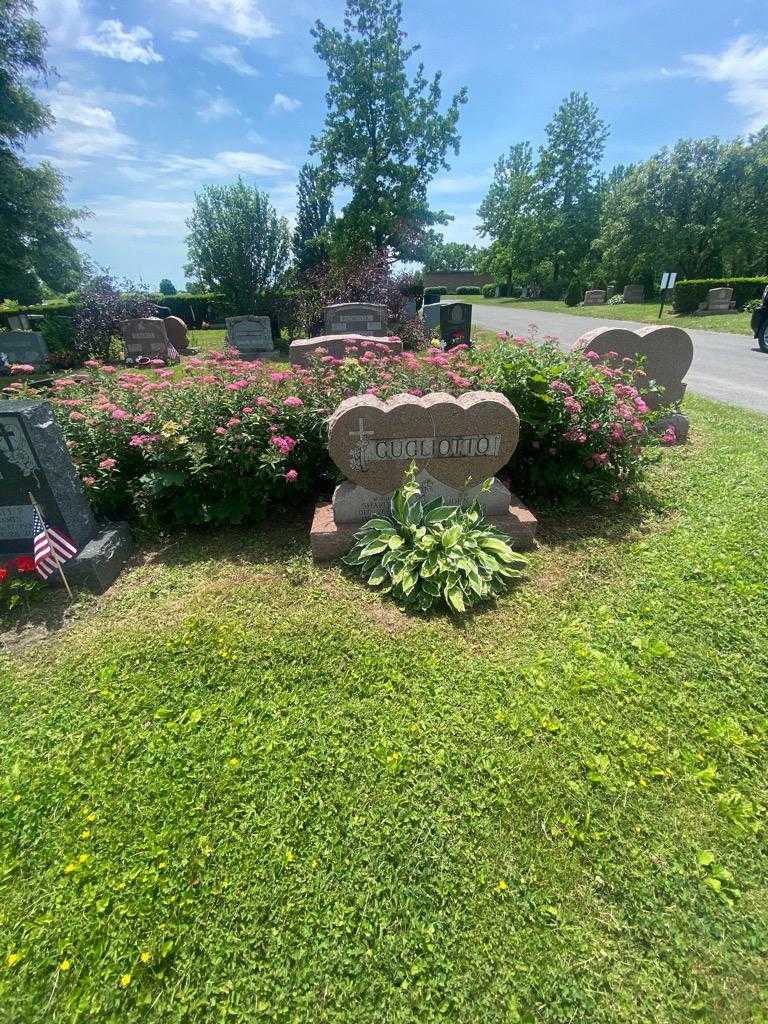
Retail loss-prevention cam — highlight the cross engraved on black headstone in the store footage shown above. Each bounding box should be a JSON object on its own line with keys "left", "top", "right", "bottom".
{"left": 0, "top": 422, "right": 17, "bottom": 454}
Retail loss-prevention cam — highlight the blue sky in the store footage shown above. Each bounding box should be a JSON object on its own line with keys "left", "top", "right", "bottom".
{"left": 31, "top": 0, "right": 768, "bottom": 290}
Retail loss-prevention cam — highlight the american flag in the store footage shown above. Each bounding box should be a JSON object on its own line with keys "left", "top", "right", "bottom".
{"left": 32, "top": 508, "right": 78, "bottom": 580}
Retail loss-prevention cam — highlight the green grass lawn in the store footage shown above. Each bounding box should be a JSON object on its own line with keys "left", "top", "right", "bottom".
{"left": 444, "top": 295, "right": 754, "bottom": 336}
{"left": 1, "top": 395, "right": 768, "bottom": 1023}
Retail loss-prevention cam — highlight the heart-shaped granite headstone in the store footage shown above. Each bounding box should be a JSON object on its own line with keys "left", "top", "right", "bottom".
{"left": 574, "top": 325, "right": 694, "bottom": 409}
{"left": 328, "top": 391, "right": 520, "bottom": 494}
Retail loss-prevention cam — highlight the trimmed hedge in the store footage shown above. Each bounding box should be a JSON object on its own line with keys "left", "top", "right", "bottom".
{"left": 455, "top": 285, "right": 481, "bottom": 295}
{"left": 481, "top": 284, "right": 496, "bottom": 298}
{"left": 673, "top": 277, "right": 768, "bottom": 314}
{"left": 423, "top": 287, "right": 446, "bottom": 306}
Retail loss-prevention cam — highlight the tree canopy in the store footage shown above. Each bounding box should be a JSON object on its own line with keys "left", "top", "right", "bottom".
{"left": 422, "top": 237, "right": 480, "bottom": 272}
{"left": 185, "top": 179, "right": 290, "bottom": 312}
{"left": 311, "top": 0, "right": 467, "bottom": 262}
{"left": 292, "top": 163, "right": 334, "bottom": 279}
{"left": 0, "top": 0, "right": 87, "bottom": 304}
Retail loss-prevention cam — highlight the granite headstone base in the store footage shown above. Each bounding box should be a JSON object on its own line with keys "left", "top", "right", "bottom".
{"left": 53, "top": 522, "right": 132, "bottom": 593}
{"left": 653, "top": 411, "right": 690, "bottom": 445}
{"left": 289, "top": 334, "right": 402, "bottom": 367}
{"left": 310, "top": 473, "right": 536, "bottom": 562}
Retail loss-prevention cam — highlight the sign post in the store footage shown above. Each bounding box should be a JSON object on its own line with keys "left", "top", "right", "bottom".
{"left": 658, "top": 271, "right": 678, "bottom": 319}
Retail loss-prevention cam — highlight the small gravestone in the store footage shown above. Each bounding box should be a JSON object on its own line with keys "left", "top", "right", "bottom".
{"left": 423, "top": 302, "right": 472, "bottom": 349}
{"left": 323, "top": 303, "right": 387, "bottom": 337}
{"left": 574, "top": 325, "right": 694, "bottom": 442}
{"left": 697, "top": 286, "right": 736, "bottom": 315}
{"left": 289, "top": 333, "right": 402, "bottom": 367}
{"left": 402, "top": 298, "right": 419, "bottom": 319}
{"left": 121, "top": 318, "right": 175, "bottom": 362}
{"left": 0, "top": 401, "right": 131, "bottom": 590}
{"left": 310, "top": 391, "right": 536, "bottom": 560}
{"left": 623, "top": 284, "right": 645, "bottom": 304}
{"left": 225, "top": 315, "right": 274, "bottom": 355}
{"left": 0, "top": 331, "right": 49, "bottom": 372}
{"left": 164, "top": 315, "right": 189, "bottom": 352}
{"left": 584, "top": 289, "right": 607, "bottom": 305}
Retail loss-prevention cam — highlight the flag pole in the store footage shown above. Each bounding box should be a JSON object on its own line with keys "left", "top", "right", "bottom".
{"left": 28, "top": 492, "right": 74, "bottom": 599}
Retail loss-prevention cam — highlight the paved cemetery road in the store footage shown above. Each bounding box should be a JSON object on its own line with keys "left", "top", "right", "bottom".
{"left": 468, "top": 303, "right": 768, "bottom": 416}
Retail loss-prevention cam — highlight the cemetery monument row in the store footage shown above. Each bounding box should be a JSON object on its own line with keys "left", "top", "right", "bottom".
{"left": 120, "top": 318, "right": 175, "bottom": 362}
{"left": 310, "top": 390, "right": 537, "bottom": 561}
{"left": 289, "top": 333, "right": 403, "bottom": 367}
{"left": 0, "top": 401, "right": 131, "bottom": 590}
{"left": 323, "top": 302, "right": 388, "bottom": 337}
{"left": 574, "top": 324, "right": 694, "bottom": 442}
{"left": 225, "top": 315, "right": 274, "bottom": 355}
{"left": 0, "top": 330, "right": 49, "bottom": 371}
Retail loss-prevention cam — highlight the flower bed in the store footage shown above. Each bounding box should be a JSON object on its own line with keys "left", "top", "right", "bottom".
{"left": 4, "top": 336, "right": 669, "bottom": 532}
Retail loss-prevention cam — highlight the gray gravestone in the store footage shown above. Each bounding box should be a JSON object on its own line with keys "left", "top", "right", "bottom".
{"left": 0, "top": 401, "right": 131, "bottom": 591}
{"left": 422, "top": 302, "right": 441, "bottom": 330}
{"left": 706, "top": 287, "right": 733, "bottom": 312}
{"left": 121, "top": 318, "right": 173, "bottom": 361}
{"left": 440, "top": 302, "right": 473, "bottom": 349}
{"left": 623, "top": 284, "right": 645, "bottom": 303}
{"left": 584, "top": 289, "right": 607, "bottom": 305}
{"left": 225, "top": 315, "right": 274, "bottom": 355}
{"left": 323, "top": 303, "right": 387, "bottom": 337}
{"left": 0, "top": 331, "right": 49, "bottom": 371}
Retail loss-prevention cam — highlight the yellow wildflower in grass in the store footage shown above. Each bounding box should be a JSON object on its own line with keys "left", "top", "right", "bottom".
{"left": 497, "top": 880, "right": 508, "bottom": 892}
{"left": 81, "top": 829, "right": 91, "bottom": 840}
{"left": 13, "top": 794, "right": 21, "bottom": 802}
{"left": 285, "top": 850, "right": 295, "bottom": 863}
{"left": 227, "top": 757, "right": 239, "bottom": 767}
{"left": 119, "top": 973, "right": 132, "bottom": 988}
{"left": 140, "top": 952, "right": 152, "bottom": 965}
{"left": 6, "top": 952, "right": 23, "bottom": 967}
{"left": 86, "top": 812, "right": 97, "bottom": 822}
{"left": 63, "top": 862, "right": 77, "bottom": 875}
{"left": 78, "top": 853, "right": 90, "bottom": 864}
{"left": 59, "top": 959, "right": 71, "bottom": 972}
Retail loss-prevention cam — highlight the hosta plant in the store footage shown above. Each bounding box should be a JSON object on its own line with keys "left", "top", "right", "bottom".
{"left": 343, "top": 465, "right": 527, "bottom": 613}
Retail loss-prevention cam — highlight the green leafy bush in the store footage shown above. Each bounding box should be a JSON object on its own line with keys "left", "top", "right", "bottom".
{"left": 343, "top": 465, "right": 527, "bottom": 613}
{"left": 455, "top": 285, "right": 481, "bottom": 295}
{"left": 673, "top": 277, "right": 768, "bottom": 313}
{"left": 607, "top": 294, "right": 625, "bottom": 305}
{"left": 481, "top": 284, "right": 496, "bottom": 298}
{"left": 564, "top": 279, "right": 582, "bottom": 307}
{"left": 423, "top": 286, "right": 447, "bottom": 305}
{"left": 744, "top": 298, "right": 762, "bottom": 313}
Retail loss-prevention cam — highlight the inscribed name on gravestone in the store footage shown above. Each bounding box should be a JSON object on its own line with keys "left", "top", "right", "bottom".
{"left": 121, "top": 318, "right": 170, "bottom": 360}
{"left": 0, "top": 401, "right": 97, "bottom": 560}
{"left": 289, "top": 333, "right": 402, "bottom": 367}
{"left": 0, "top": 330, "right": 49, "bottom": 370}
{"left": 328, "top": 391, "right": 519, "bottom": 493}
{"left": 574, "top": 325, "right": 694, "bottom": 409}
{"left": 225, "top": 315, "right": 274, "bottom": 354}
{"left": 324, "top": 303, "right": 387, "bottom": 337}
{"left": 623, "top": 284, "right": 645, "bottom": 304}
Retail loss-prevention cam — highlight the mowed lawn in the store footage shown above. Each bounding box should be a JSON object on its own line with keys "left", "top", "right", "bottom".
{"left": 444, "top": 295, "right": 755, "bottom": 336}
{"left": 1, "top": 394, "right": 767, "bottom": 1023}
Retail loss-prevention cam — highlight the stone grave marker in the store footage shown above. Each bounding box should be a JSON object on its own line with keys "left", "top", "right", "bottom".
{"left": 323, "top": 303, "right": 387, "bottom": 337}
{"left": 574, "top": 324, "right": 694, "bottom": 441}
{"left": 422, "top": 302, "right": 472, "bottom": 349}
{"left": 584, "top": 289, "right": 607, "bottom": 305}
{"left": 623, "top": 284, "right": 645, "bottom": 303}
{"left": 0, "top": 400, "right": 131, "bottom": 590}
{"left": 225, "top": 315, "right": 274, "bottom": 355}
{"left": 121, "top": 318, "right": 174, "bottom": 362}
{"left": 289, "top": 333, "right": 402, "bottom": 367}
{"left": 164, "top": 315, "right": 189, "bottom": 352}
{"left": 701, "top": 286, "right": 735, "bottom": 313}
{"left": 310, "top": 391, "right": 537, "bottom": 560}
{"left": 0, "top": 331, "right": 49, "bottom": 371}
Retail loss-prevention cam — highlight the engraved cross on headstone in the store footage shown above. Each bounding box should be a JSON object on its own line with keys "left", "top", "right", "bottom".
{"left": 348, "top": 417, "right": 375, "bottom": 473}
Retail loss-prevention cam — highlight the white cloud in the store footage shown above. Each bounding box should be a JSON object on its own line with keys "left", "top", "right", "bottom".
{"left": 172, "top": 29, "right": 200, "bottom": 43}
{"left": 85, "top": 197, "right": 193, "bottom": 239}
{"left": 79, "top": 20, "right": 163, "bottom": 64}
{"left": 684, "top": 36, "right": 768, "bottom": 132}
{"left": 174, "top": 0, "right": 276, "bottom": 40}
{"left": 40, "top": 85, "right": 136, "bottom": 165}
{"left": 203, "top": 44, "right": 259, "bottom": 77}
{"left": 34, "top": 0, "right": 84, "bottom": 47}
{"left": 270, "top": 92, "right": 301, "bottom": 113}
{"left": 197, "top": 96, "right": 239, "bottom": 122}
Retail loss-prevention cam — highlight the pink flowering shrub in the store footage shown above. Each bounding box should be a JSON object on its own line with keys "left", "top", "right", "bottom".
{"left": 481, "top": 335, "right": 664, "bottom": 502}
{"left": 12, "top": 333, "right": 666, "bottom": 531}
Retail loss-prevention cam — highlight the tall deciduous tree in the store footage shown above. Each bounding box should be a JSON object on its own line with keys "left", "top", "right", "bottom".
{"left": 537, "top": 91, "right": 608, "bottom": 278}
{"left": 0, "top": 0, "right": 87, "bottom": 304}
{"left": 477, "top": 142, "right": 543, "bottom": 284}
{"left": 185, "top": 179, "right": 290, "bottom": 312}
{"left": 422, "top": 237, "right": 480, "bottom": 272}
{"left": 292, "top": 162, "right": 334, "bottom": 278}
{"left": 311, "top": 0, "right": 467, "bottom": 261}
